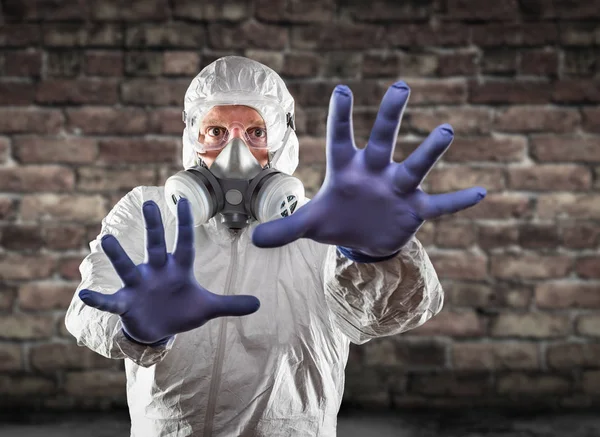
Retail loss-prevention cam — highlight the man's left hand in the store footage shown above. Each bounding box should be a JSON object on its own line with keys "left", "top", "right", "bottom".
{"left": 252, "top": 81, "right": 486, "bottom": 257}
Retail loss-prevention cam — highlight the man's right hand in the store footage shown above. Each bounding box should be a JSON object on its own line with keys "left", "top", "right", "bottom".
{"left": 78, "top": 198, "right": 260, "bottom": 346}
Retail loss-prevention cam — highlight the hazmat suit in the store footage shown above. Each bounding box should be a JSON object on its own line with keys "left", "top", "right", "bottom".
{"left": 65, "top": 56, "right": 445, "bottom": 437}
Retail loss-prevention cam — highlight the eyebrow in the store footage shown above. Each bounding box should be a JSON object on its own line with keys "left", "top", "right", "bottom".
{"left": 202, "top": 119, "right": 266, "bottom": 127}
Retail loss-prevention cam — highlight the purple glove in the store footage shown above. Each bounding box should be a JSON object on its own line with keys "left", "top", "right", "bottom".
{"left": 79, "top": 198, "right": 260, "bottom": 346}
{"left": 252, "top": 81, "right": 486, "bottom": 259}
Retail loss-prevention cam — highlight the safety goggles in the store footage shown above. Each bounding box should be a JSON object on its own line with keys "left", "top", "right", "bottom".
{"left": 197, "top": 120, "right": 268, "bottom": 151}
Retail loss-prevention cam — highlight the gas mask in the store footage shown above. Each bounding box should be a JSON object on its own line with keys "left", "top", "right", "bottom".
{"left": 164, "top": 137, "right": 305, "bottom": 230}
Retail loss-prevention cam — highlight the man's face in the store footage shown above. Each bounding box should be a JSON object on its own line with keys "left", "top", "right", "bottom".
{"left": 197, "top": 105, "right": 269, "bottom": 168}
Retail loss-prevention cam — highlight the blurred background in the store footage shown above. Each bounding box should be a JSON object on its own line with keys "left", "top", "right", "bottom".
{"left": 0, "top": 0, "right": 599, "bottom": 435}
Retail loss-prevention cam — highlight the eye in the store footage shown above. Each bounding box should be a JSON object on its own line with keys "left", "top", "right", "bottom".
{"left": 207, "top": 127, "right": 224, "bottom": 137}
{"left": 251, "top": 128, "right": 265, "bottom": 138}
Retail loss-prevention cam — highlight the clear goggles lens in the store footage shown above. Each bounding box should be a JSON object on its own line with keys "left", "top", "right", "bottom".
{"left": 198, "top": 120, "right": 268, "bottom": 151}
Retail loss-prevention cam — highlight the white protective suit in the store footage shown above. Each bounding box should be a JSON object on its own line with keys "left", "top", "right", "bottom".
{"left": 65, "top": 56, "right": 443, "bottom": 437}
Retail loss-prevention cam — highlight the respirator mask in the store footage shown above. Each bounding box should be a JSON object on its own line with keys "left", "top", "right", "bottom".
{"left": 164, "top": 103, "right": 305, "bottom": 230}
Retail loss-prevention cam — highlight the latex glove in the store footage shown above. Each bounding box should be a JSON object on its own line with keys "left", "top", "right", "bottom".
{"left": 79, "top": 198, "right": 260, "bottom": 345}
{"left": 252, "top": 81, "right": 486, "bottom": 258}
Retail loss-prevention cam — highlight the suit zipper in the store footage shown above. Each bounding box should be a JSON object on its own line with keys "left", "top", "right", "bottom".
{"left": 203, "top": 232, "right": 240, "bottom": 436}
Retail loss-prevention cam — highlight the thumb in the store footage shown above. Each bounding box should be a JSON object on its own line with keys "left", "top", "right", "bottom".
{"left": 79, "top": 289, "right": 127, "bottom": 315}
{"left": 208, "top": 294, "right": 261, "bottom": 319}
{"left": 251, "top": 205, "right": 313, "bottom": 248}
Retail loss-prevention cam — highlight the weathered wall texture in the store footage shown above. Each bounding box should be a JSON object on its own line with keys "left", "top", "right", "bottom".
{"left": 0, "top": 0, "right": 599, "bottom": 410}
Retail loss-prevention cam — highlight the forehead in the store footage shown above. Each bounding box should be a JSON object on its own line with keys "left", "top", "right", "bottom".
{"left": 202, "top": 105, "right": 264, "bottom": 125}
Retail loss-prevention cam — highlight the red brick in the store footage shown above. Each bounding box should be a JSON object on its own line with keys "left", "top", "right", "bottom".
{"left": 552, "top": 79, "right": 600, "bottom": 103}
{"left": 471, "top": 22, "right": 558, "bottom": 47}
{"left": 481, "top": 49, "right": 518, "bottom": 75}
{"left": 125, "top": 51, "right": 163, "bottom": 76}
{"left": 43, "top": 23, "right": 123, "bottom": 47}
{"left": 291, "top": 23, "right": 384, "bottom": 51}
{"left": 547, "top": 343, "right": 600, "bottom": 369}
{"left": 18, "top": 281, "right": 76, "bottom": 311}
{"left": 497, "top": 373, "right": 571, "bottom": 395}
{"left": 387, "top": 22, "right": 470, "bottom": 47}
{"left": 0, "top": 224, "right": 44, "bottom": 251}
{"left": 0, "top": 166, "right": 74, "bottom": 192}
{"left": 163, "top": 51, "right": 200, "bottom": 76}
{"left": 518, "top": 223, "right": 561, "bottom": 249}
{"left": 91, "top": 0, "right": 169, "bottom": 20}
{"left": 364, "top": 338, "right": 446, "bottom": 368}
{"left": 67, "top": 107, "right": 148, "bottom": 134}
{"left": 490, "top": 313, "right": 571, "bottom": 338}
{"left": 405, "top": 79, "right": 468, "bottom": 105}
{"left": 453, "top": 342, "right": 539, "bottom": 370}
{"left": 429, "top": 252, "right": 488, "bottom": 280}
{"left": 121, "top": 79, "right": 188, "bottom": 105}
{"left": 0, "top": 81, "right": 35, "bottom": 105}
{"left": 0, "top": 24, "right": 41, "bottom": 46}
{"left": 30, "top": 343, "right": 112, "bottom": 372}
{"left": 434, "top": 220, "right": 477, "bottom": 248}
{"left": 577, "top": 315, "right": 600, "bottom": 337}
{"left": 147, "top": 108, "right": 185, "bottom": 134}
{"left": 98, "top": 138, "right": 179, "bottom": 164}
{"left": 507, "top": 165, "right": 591, "bottom": 191}
{"left": 582, "top": 371, "right": 600, "bottom": 394}
{"left": 256, "top": 0, "right": 335, "bottom": 23}
{"left": 478, "top": 223, "right": 519, "bottom": 249}
{"left": 531, "top": 135, "right": 600, "bottom": 163}
{"left": 0, "top": 197, "right": 17, "bottom": 220}
{"left": 13, "top": 137, "right": 97, "bottom": 164}
{"left": 537, "top": 194, "right": 600, "bottom": 219}
{"left": 0, "top": 375, "right": 55, "bottom": 396}
{"left": 410, "top": 372, "right": 492, "bottom": 396}
{"left": 444, "top": 136, "right": 527, "bottom": 163}
{"left": 561, "top": 221, "right": 600, "bottom": 249}
{"left": 444, "top": 0, "right": 518, "bottom": 20}
{"left": 126, "top": 23, "right": 204, "bottom": 48}
{"left": 408, "top": 310, "right": 485, "bottom": 337}
{"left": 0, "top": 109, "right": 64, "bottom": 134}
{"left": 281, "top": 53, "right": 321, "bottom": 78}
{"left": 3, "top": 0, "right": 89, "bottom": 20}
{"left": 322, "top": 52, "right": 362, "bottom": 79}
{"left": 576, "top": 256, "right": 600, "bottom": 279}
{"left": 84, "top": 51, "right": 123, "bottom": 76}
{"left": 43, "top": 224, "right": 87, "bottom": 250}
{"left": 175, "top": 0, "right": 251, "bottom": 21}
{"left": 36, "top": 78, "right": 119, "bottom": 104}
{"left": 491, "top": 254, "right": 571, "bottom": 279}
{"left": 2, "top": 51, "right": 42, "bottom": 77}
{"left": 408, "top": 107, "right": 492, "bottom": 135}
{"left": 77, "top": 167, "right": 156, "bottom": 192}
{"left": 437, "top": 52, "right": 479, "bottom": 77}
{"left": 20, "top": 194, "right": 107, "bottom": 223}
{"left": 0, "top": 254, "right": 55, "bottom": 280}
{"left": 0, "top": 314, "right": 54, "bottom": 340}
{"left": 451, "top": 193, "right": 532, "bottom": 220}
{"left": 64, "top": 370, "right": 126, "bottom": 397}
{"left": 344, "top": 0, "right": 434, "bottom": 21}
{"left": 0, "top": 137, "right": 9, "bottom": 164}
{"left": 46, "top": 51, "right": 83, "bottom": 77}
{"left": 445, "top": 282, "right": 531, "bottom": 309}
{"left": 520, "top": 49, "right": 559, "bottom": 76}
{"left": 582, "top": 108, "right": 600, "bottom": 133}
{"left": 0, "top": 286, "right": 16, "bottom": 310}
{"left": 536, "top": 282, "right": 600, "bottom": 309}
{"left": 559, "top": 22, "right": 600, "bottom": 46}
{"left": 554, "top": 0, "right": 600, "bottom": 18}
{"left": 470, "top": 80, "right": 552, "bottom": 104}
{"left": 427, "top": 167, "right": 504, "bottom": 194}
{"left": 58, "top": 257, "right": 83, "bottom": 281}
{"left": 494, "top": 107, "right": 580, "bottom": 133}
{"left": 0, "top": 344, "right": 21, "bottom": 371}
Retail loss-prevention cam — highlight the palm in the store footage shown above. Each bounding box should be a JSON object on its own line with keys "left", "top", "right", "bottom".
{"left": 252, "top": 81, "right": 486, "bottom": 256}
{"left": 79, "top": 198, "right": 260, "bottom": 345}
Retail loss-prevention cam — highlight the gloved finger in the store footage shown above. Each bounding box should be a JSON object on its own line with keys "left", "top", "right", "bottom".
{"left": 173, "top": 197, "right": 195, "bottom": 269}
{"left": 142, "top": 200, "right": 167, "bottom": 268}
{"left": 79, "top": 289, "right": 128, "bottom": 315}
{"left": 364, "top": 81, "right": 410, "bottom": 170}
{"left": 207, "top": 294, "right": 261, "bottom": 319}
{"left": 326, "top": 85, "right": 357, "bottom": 170}
{"left": 251, "top": 204, "right": 314, "bottom": 248}
{"left": 394, "top": 124, "right": 453, "bottom": 193}
{"left": 101, "top": 234, "right": 141, "bottom": 287}
{"left": 418, "top": 187, "right": 487, "bottom": 220}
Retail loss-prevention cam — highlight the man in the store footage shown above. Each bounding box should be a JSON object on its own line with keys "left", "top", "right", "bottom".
{"left": 65, "top": 56, "right": 486, "bottom": 436}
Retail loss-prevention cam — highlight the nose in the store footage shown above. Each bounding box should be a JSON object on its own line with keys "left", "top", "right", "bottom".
{"left": 229, "top": 126, "right": 243, "bottom": 139}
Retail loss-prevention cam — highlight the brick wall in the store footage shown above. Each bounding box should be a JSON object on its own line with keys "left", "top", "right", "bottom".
{"left": 0, "top": 0, "right": 599, "bottom": 411}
